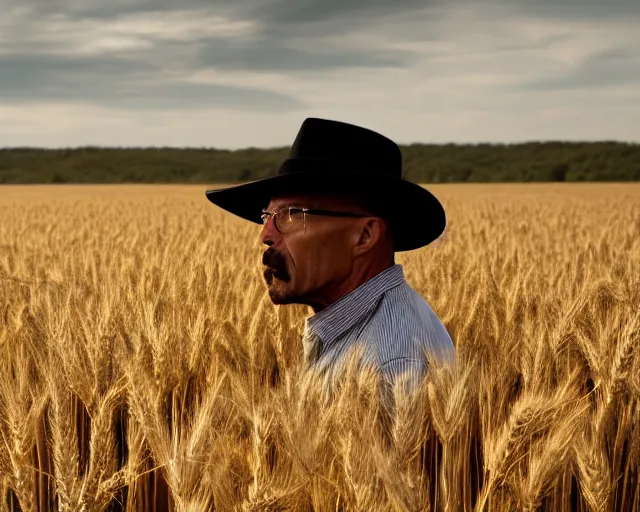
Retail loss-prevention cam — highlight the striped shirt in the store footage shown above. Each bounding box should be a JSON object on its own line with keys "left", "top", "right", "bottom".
{"left": 302, "top": 264, "right": 455, "bottom": 393}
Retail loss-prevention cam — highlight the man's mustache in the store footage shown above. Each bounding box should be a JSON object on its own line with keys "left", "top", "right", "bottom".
{"left": 262, "top": 248, "right": 290, "bottom": 282}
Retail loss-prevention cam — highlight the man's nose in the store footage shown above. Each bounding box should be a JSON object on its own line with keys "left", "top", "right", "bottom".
{"left": 260, "top": 217, "right": 279, "bottom": 246}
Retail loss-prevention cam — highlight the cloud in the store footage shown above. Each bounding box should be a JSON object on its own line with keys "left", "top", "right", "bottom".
{"left": 0, "top": 0, "right": 639, "bottom": 146}
{"left": 520, "top": 47, "right": 640, "bottom": 91}
{"left": 0, "top": 53, "right": 303, "bottom": 110}
{"left": 196, "top": 39, "right": 410, "bottom": 71}
{"left": 0, "top": 7, "right": 305, "bottom": 111}
{"left": 6, "top": 0, "right": 434, "bottom": 22}
{"left": 505, "top": 0, "right": 640, "bottom": 20}
{"left": 0, "top": 1, "right": 423, "bottom": 111}
{"left": 0, "top": 7, "right": 258, "bottom": 56}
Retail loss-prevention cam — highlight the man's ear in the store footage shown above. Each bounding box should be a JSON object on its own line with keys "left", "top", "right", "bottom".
{"left": 353, "top": 218, "right": 383, "bottom": 257}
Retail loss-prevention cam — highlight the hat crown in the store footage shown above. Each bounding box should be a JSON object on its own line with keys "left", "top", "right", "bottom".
{"left": 281, "top": 118, "right": 402, "bottom": 178}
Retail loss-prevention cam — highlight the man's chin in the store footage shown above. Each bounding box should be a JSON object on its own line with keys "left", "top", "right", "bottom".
{"left": 267, "top": 291, "right": 296, "bottom": 305}
{"left": 265, "top": 280, "right": 296, "bottom": 305}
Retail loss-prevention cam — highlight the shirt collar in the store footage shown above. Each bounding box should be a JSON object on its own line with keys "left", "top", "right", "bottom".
{"left": 305, "top": 264, "right": 405, "bottom": 351}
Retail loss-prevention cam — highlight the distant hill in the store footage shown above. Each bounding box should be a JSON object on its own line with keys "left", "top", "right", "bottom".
{"left": 1, "top": 142, "right": 639, "bottom": 183}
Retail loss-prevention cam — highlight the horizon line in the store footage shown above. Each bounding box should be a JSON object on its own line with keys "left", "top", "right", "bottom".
{"left": 1, "top": 139, "right": 639, "bottom": 151}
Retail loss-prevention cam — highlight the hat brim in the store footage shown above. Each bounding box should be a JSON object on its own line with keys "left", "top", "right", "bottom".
{"left": 205, "top": 171, "right": 445, "bottom": 252}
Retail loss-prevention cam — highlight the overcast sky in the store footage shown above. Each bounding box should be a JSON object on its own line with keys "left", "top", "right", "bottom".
{"left": 1, "top": 0, "right": 639, "bottom": 148}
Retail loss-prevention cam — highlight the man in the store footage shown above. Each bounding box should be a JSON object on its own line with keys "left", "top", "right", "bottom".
{"left": 205, "top": 118, "right": 455, "bottom": 393}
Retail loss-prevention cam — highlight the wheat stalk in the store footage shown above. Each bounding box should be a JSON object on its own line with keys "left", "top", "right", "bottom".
{"left": 1, "top": 183, "right": 639, "bottom": 511}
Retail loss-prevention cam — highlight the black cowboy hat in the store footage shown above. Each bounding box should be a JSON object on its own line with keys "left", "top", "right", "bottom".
{"left": 205, "top": 118, "right": 445, "bottom": 251}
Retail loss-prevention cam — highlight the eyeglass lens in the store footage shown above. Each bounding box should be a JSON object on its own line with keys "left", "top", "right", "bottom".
{"left": 275, "top": 209, "right": 301, "bottom": 232}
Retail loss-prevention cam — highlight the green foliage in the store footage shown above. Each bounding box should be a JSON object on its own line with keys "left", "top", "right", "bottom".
{"left": 0, "top": 142, "right": 638, "bottom": 183}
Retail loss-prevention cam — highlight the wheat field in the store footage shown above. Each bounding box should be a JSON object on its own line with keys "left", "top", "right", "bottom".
{"left": 0, "top": 183, "right": 638, "bottom": 512}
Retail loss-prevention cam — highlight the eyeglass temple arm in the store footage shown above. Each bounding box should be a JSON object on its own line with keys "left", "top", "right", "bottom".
{"left": 303, "top": 209, "right": 369, "bottom": 218}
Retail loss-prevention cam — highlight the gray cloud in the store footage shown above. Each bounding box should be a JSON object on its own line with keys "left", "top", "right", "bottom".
{"left": 254, "top": 0, "right": 432, "bottom": 25}
{"left": 0, "top": 54, "right": 303, "bottom": 110}
{"left": 196, "top": 38, "right": 411, "bottom": 71}
{"left": 5, "top": 0, "right": 436, "bottom": 26}
{"left": 0, "top": 0, "right": 432, "bottom": 109}
{"left": 502, "top": 0, "right": 640, "bottom": 20}
{"left": 4, "top": 0, "right": 226, "bottom": 18}
{"left": 13, "top": 0, "right": 640, "bottom": 24}
{"left": 1, "top": 0, "right": 639, "bottom": 146}
{"left": 518, "top": 47, "right": 640, "bottom": 92}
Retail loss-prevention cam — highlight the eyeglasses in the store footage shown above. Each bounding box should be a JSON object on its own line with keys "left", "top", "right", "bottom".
{"left": 261, "top": 207, "right": 369, "bottom": 234}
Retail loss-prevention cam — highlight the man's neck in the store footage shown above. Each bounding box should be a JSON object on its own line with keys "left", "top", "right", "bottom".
{"left": 307, "top": 260, "right": 394, "bottom": 314}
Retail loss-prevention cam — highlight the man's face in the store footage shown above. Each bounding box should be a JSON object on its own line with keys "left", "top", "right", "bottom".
{"left": 260, "top": 193, "right": 367, "bottom": 308}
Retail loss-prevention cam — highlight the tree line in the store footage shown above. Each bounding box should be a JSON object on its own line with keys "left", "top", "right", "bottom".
{"left": 1, "top": 142, "right": 638, "bottom": 184}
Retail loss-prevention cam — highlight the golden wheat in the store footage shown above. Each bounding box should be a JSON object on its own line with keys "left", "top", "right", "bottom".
{"left": 0, "top": 183, "right": 638, "bottom": 512}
